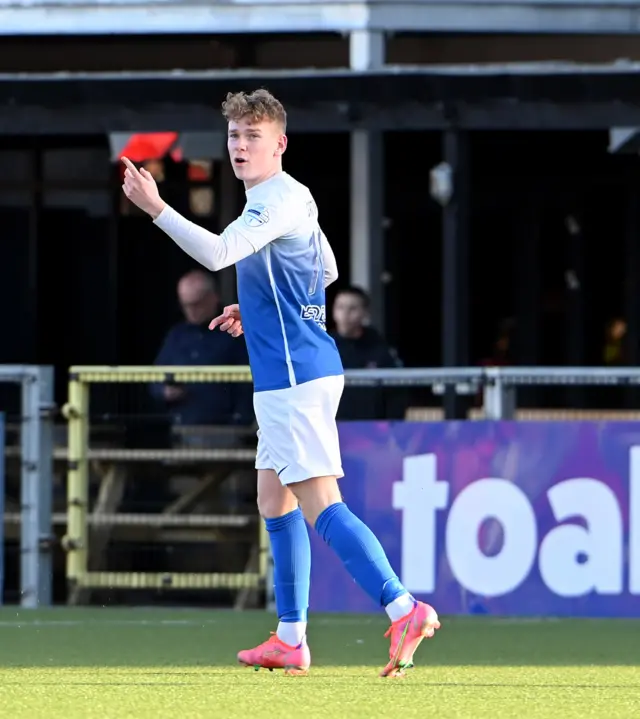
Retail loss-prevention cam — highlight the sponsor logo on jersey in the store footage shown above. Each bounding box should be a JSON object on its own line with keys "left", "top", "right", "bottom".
{"left": 300, "top": 304, "right": 326, "bottom": 330}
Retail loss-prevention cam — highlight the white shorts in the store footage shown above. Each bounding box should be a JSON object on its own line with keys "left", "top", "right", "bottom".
{"left": 254, "top": 374, "right": 345, "bottom": 486}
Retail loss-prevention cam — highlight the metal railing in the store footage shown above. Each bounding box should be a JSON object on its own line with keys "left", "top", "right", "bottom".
{"left": 5, "top": 363, "right": 640, "bottom": 607}
{"left": 62, "top": 365, "right": 265, "bottom": 601}
{"left": 0, "top": 365, "right": 54, "bottom": 608}
{"left": 338, "top": 365, "right": 640, "bottom": 419}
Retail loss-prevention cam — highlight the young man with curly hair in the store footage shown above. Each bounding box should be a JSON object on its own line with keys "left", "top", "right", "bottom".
{"left": 122, "top": 88, "right": 440, "bottom": 678}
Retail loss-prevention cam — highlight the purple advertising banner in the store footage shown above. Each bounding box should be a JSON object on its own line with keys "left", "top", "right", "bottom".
{"left": 308, "top": 421, "right": 640, "bottom": 617}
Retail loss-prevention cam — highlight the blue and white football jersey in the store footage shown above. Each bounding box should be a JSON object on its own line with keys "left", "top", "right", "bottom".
{"left": 221, "top": 172, "right": 343, "bottom": 392}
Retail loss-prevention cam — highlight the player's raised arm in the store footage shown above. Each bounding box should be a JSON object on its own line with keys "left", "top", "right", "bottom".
{"left": 122, "top": 156, "right": 281, "bottom": 272}
{"left": 220, "top": 201, "right": 298, "bottom": 254}
{"left": 153, "top": 205, "right": 262, "bottom": 272}
{"left": 153, "top": 199, "right": 296, "bottom": 272}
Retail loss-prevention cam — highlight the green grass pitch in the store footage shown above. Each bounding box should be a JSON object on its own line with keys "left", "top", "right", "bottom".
{"left": 0, "top": 608, "right": 637, "bottom": 718}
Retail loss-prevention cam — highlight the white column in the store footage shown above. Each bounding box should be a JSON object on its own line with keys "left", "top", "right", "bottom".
{"left": 349, "top": 31, "right": 385, "bottom": 329}
{"left": 349, "top": 30, "right": 384, "bottom": 73}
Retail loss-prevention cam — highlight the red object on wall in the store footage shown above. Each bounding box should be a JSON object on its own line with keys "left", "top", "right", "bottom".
{"left": 118, "top": 132, "right": 181, "bottom": 162}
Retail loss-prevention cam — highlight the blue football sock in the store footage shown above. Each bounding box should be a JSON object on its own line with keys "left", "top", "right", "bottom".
{"left": 264, "top": 508, "right": 311, "bottom": 623}
{"left": 315, "top": 502, "right": 407, "bottom": 607}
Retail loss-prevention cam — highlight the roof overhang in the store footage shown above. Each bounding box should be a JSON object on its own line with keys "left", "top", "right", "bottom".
{"left": 2, "top": 63, "right": 640, "bottom": 134}
{"left": 0, "top": 0, "right": 638, "bottom": 36}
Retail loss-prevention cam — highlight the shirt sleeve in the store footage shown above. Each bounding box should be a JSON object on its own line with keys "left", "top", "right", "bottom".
{"left": 221, "top": 200, "right": 300, "bottom": 253}
{"left": 153, "top": 199, "right": 300, "bottom": 272}
{"left": 321, "top": 231, "right": 338, "bottom": 287}
{"left": 154, "top": 206, "right": 256, "bottom": 272}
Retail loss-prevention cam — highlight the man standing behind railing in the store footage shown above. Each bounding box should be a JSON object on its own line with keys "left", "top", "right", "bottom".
{"left": 150, "top": 269, "right": 254, "bottom": 438}
{"left": 331, "top": 286, "right": 406, "bottom": 420}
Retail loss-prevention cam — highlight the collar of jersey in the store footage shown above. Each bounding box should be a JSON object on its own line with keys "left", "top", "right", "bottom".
{"left": 245, "top": 171, "right": 286, "bottom": 199}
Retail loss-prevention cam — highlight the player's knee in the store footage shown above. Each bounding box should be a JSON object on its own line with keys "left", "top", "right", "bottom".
{"left": 290, "top": 475, "right": 342, "bottom": 526}
{"left": 256, "top": 469, "right": 297, "bottom": 518}
{"left": 257, "top": 487, "right": 298, "bottom": 519}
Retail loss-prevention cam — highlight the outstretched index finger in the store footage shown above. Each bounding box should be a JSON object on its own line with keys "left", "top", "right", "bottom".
{"left": 209, "top": 314, "right": 225, "bottom": 330}
{"left": 121, "top": 157, "right": 140, "bottom": 175}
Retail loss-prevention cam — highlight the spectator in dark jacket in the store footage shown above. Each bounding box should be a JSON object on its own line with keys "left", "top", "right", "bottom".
{"left": 330, "top": 286, "right": 405, "bottom": 420}
{"left": 151, "top": 269, "right": 254, "bottom": 427}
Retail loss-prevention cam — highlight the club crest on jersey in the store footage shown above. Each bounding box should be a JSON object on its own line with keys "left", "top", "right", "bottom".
{"left": 243, "top": 204, "right": 270, "bottom": 228}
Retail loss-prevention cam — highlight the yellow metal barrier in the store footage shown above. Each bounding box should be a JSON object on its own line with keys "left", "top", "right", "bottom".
{"left": 69, "top": 365, "right": 252, "bottom": 384}
{"left": 65, "top": 374, "right": 89, "bottom": 584}
{"left": 62, "top": 365, "right": 267, "bottom": 601}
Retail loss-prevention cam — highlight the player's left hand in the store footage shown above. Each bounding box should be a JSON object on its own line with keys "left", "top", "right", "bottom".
{"left": 121, "top": 157, "right": 166, "bottom": 219}
{"left": 209, "top": 304, "right": 244, "bottom": 337}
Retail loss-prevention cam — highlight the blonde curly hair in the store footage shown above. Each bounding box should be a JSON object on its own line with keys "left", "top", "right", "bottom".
{"left": 221, "top": 89, "right": 287, "bottom": 131}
